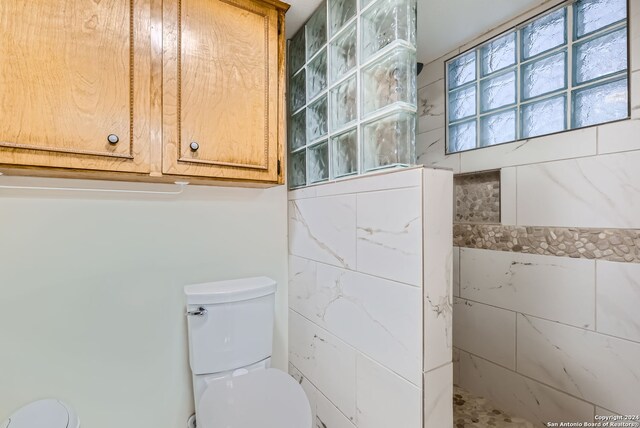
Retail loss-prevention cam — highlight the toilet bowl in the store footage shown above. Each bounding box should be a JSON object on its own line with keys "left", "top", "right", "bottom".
{"left": 185, "top": 276, "right": 311, "bottom": 428}
{"left": 198, "top": 368, "right": 311, "bottom": 428}
{"left": 1, "top": 399, "right": 79, "bottom": 428}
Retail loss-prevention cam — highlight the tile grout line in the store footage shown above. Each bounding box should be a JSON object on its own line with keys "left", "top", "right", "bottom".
{"left": 455, "top": 295, "right": 640, "bottom": 345}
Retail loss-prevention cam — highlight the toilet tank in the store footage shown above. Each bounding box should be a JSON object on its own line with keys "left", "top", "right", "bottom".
{"left": 185, "top": 277, "right": 277, "bottom": 375}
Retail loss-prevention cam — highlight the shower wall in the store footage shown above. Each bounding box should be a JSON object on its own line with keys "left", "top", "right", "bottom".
{"left": 418, "top": 0, "right": 640, "bottom": 425}
{"left": 287, "top": 167, "right": 452, "bottom": 427}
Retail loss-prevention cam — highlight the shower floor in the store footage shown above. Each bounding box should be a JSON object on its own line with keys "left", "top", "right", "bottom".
{"left": 453, "top": 386, "right": 535, "bottom": 428}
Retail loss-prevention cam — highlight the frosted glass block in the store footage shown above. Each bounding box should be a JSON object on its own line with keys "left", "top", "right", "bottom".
{"left": 448, "top": 84, "right": 476, "bottom": 122}
{"left": 480, "top": 109, "right": 516, "bottom": 147}
{"left": 330, "top": 24, "right": 357, "bottom": 82}
{"left": 574, "top": 28, "right": 627, "bottom": 85}
{"left": 331, "top": 128, "right": 358, "bottom": 177}
{"left": 521, "top": 8, "right": 566, "bottom": 60}
{"left": 307, "top": 95, "right": 328, "bottom": 141}
{"left": 575, "top": 0, "right": 626, "bottom": 38}
{"left": 329, "top": 0, "right": 356, "bottom": 36}
{"left": 481, "top": 32, "right": 516, "bottom": 76}
{"left": 307, "top": 48, "right": 327, "bottom": 100}
{"left": 330, "top": 74, "right": 357, "bottom": 130}
{"left": 290, "top": 110, "right": 306, "bottom": 151}
{"left": 362, "top": 47, "right": 416, "bottom": 116}
{"left": 362, "top": 110, "right": 415, "bottom": 171}
{"left": 290, "top": 70, "right": 306, "bottom": 112}
{"left": 306, "top": 3, "right": 327, "bottom": 59}
{"left": 289, "top": 150, "right": 306, "bottom": 188}
{"left": 289, "top": 29, "right": 306, "bottom": 75}
{"left": 573, "top": 78, "right": 628, "bottom": 127}
{"left": 448, "top": 51, "right": 476, "bottom": 90}
{"left": 448, "top": 120, "right": 476, "bottom": 153}
{"left": 521, "top": 95, "right": 566, "bottom": 139}
{"left": 361, "top": 0, "right": 417, "bottom": 60}
{"left": 308, "top": 141, "right": 329, "bottom": 183}
{"left": 480, "top": 70, "right": 516, "bottom": 113}
{"left": 521, "top": 50, "right": 566, "bottom": 100}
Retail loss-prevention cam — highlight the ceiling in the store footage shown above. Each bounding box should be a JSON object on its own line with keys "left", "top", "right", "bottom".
{"left": 285, "top": 0, "right": 547, "bottom": 64}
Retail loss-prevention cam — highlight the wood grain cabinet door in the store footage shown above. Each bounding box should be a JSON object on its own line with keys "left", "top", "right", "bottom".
{"left": 0, "top": 0, "right": 151, "bottom": 173}
{"left": 163, "top": 0, "right": 281, "bottom": 182}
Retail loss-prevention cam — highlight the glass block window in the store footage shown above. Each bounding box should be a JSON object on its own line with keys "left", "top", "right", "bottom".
{"left": 288, "top": 0, "right": 417, "bottom": 188}
{"left": 446, "top": 0, "right": 629, "bottom": 154}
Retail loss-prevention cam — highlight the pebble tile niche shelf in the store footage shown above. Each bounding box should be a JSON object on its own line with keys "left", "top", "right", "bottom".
{"left": 288, "top": 0, "right": 418, "bottom": 189}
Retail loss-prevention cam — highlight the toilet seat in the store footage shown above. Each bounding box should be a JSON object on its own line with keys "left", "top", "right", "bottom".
{"left": 197, "top": 368, "right": 311, "bottom": 428}
{"left": 1, "top": 399, "right": 79, "bottom": 428}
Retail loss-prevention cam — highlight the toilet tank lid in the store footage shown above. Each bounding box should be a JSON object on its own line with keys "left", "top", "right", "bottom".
{"left": 184, "top": 276, "right": 277, "bottom": 305}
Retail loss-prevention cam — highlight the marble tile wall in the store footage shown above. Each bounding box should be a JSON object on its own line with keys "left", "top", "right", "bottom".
{"left": 435, "top": 2, "right": 640, "bottom": 424}
{"left": 287, "top": 167, "right": 453, "bottom": 428}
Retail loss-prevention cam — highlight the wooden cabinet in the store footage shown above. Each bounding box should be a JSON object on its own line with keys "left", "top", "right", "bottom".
{"left": 0, "top": 0, "right": 151, "bottom": 173}
{"left": 0, "top": 0, "right": 288, "bottom": 186}
{"left": 163, "top": 0, "right": 284, "bottom": 183}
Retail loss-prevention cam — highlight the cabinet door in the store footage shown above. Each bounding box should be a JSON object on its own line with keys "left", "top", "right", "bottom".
{"left": 0, "top": 0, "right": 150, "bottom": 173}
{"left": 163, "top": 0, "right": 282, "bottom": 182}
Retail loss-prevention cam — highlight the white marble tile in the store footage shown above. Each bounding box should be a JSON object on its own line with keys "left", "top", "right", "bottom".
{"left": 631, "top": 0, "right": 640, "bottom": 72}
{"left": 516, "top": 151, "right": 640, "bottom": 229}
{"left": 452, "top": 347, "right": 460, "bottom": 386}
{"left": 418, "top": 54, "right": 448, "bottom": 88}
{"left": 453, "top": 298, "right": 516, "bottom": 369}
{"left": 459, "top": 127, "right": 597, "bottom": 173}
{"left": 453, "top": 247, "right": 460, "bottom": 297}
{"left": 416, "top": 128, "right": 461, "bottom": 173}
{"left": 288, "top": 195, "right": 357, "bottom": 268}
{"left": 517, "top": 314, "right": 640, "bottom": 415}
{"left": 460, "top": 248, "right": 596, "bottom": 329}
{"left": 598, "top": 119, "right": 640, "bottom": 154}
{"left": 356, "top": 187, "right": 422, "bottom": 286}
{"left": 418, "top": 80, "right": 445, "bottom": 134}
{"left": 423, "top": 168, "right": 454, "bottom": 371}
{"left": 424, "top": 363, "right": 453, "bottom": 428}
{"left": 288, "top": 186, "right": 318, "bottom": 200}
{"left": 459, "top": 351, "right": 595, "bottom": 426}
{"left": 632, "top": 70, "right": 640, "bottom": 119}
{"left": 356, "top": 354, "right": 422, "bottom": 428}
{"left": 289, "top": 363, "right": 318, "bottom": 425}
{"left": 314, "top": 167, "right": 422, "bottom": 198}
{"left": 289, "top": 310, "right": 357, "bottom": 420}
{"left": 500, "top": 167, "right": 517, "bottom": 225}
{"left": 596, "top": 260, "right": 640, "bottom": 343}
{"left": 289, "top": 258, "right": 423, "bottom": 385}
{"left": 316, "top": 391, "right": 357, "bottom": 428}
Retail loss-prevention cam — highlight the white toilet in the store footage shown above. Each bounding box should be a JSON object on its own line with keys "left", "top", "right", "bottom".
{"left": 184, "top": 276, "right": 311, "bottom": 428}
{"left": 1, "top": 399, "right": 79, "bottom": 428}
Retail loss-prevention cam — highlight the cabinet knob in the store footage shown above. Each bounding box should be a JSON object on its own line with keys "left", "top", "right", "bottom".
{"left": 190, "top": 142, "right": 199, "bottom": 152}
{"left": 107, "top": 134, "right": 119, "bottom": 144}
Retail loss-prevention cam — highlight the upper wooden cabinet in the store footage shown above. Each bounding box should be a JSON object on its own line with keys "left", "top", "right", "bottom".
{"left": 163, "top": 0, "right": 284, "bottom": 183}
{"left": 0, "top": 0, "right": 288, "bottom": 186}
{"left": 0, "top": 0, "right": 150, "bottom": 173}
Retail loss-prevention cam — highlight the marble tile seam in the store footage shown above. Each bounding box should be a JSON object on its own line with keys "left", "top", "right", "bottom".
{"left": 287, "top": 254, "right": 423, "bottom": 289}
{"left": 288, "top": 361, "right": 357, "bottom": 427}
{"left": 289, "top": 307, "right": 425, "bottom": 388}
{"left": 457, "top": 349, "right": 599, "bottom": 411}
{"left": 454, "top": 297, "right": 640, "bottom": 346}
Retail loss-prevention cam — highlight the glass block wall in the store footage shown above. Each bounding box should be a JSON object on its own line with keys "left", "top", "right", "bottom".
{"left": 288, "top": 0, "right": 418, "bottom": 188}
{"left": 445, "top": 0, "right": 629, "bottom": 154}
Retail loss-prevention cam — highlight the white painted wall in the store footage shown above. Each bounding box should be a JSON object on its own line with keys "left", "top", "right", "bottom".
{"left": 0, "top": 177, "right": 288, "bottom": 428}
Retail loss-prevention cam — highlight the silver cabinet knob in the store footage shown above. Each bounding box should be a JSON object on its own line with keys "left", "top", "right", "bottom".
{"left": 190, "top": 142, "right": 199, "bottom": 152}
{"left": 107, "top": 134, "right": 119, "bottom": 144}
